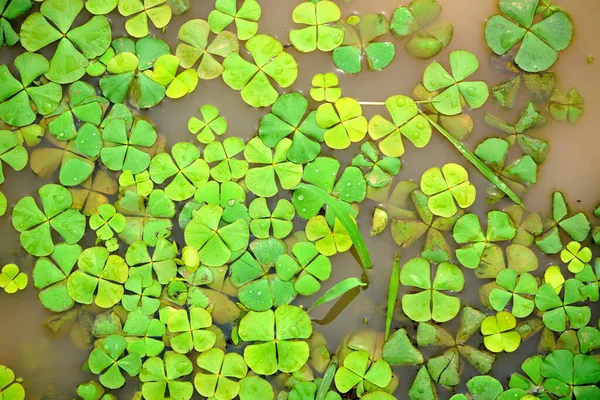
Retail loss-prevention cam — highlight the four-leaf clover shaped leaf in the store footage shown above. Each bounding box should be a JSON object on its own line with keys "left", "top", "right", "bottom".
{"left": 208, "top": 0, "right": 261, "bottom": 41}
{"left": 101, "top": 117, "right": 158, "bottom": 174}
{"left": 121, "top": 275, "right": 161, "bottom": 315}
{"left": 0, "top": 264, "right": 27, "bottom": 294}
{"left": 420, "top": 163, "right": 476, "bottom": 218}
{"left": 20, "top": 0, "right": 111, "bottom": 83}
{"left": 306, "top": 215, "right": 352, "bottom": 257}
{"left": 118, "top": 0, "right": 172, "bottom": 38}
{"left": 33, "top": 243, "right": 82, "bottom": 312}
{"left": 540, "top": 350, "right": 600, "bottom": 399}
{"left": 249, "top": 198, "right": 295, "bottom": 239}
{"left": 389, "top": 0, "right": 453, "bottom": 59}
{"left": 489, "top": 269, "right": 538, "bottom": 318}
{"left": 222, "top": 34, "right": 298, "bottom": 108}
{"left": 99, "top": 36, "right": 170, "bottom": 109}
{"left": 67, "top": 246, "right": 129, "bottom": 308}
{"left": 549, "top": 87, "right": 584, "bottom": 125}
{"left": 184, "top": 204, "right": 249, "bottom": 267}
{"left": 352, "top": 141, "right": 401, "bottom": 188}
{"left": 12, "top": 183, "right": 86, "bottom": 257}
{"left": 126, "top": 238, "right": 177, "bottom": 285}
{"left": 258, "top": 93, "right": 326, "bottom": 164}
{"left": 194, "top": 348, "right": 248, "bottom": 400}
{"left": 238, "top": 305, "right": 313, "bottom": 375}
{"left": 244, "top": 137, "right": 303, "bottom": 198}
{"left": 88, "top": 334, "right": 142, "bottom": 390}
{"left": 123, "top": 310, "right": 166, "bottom": 357}
{"left": 423, "top": 50, "right": 489, "bottom": 116}
{"left": 453, "top": 211, "right": 517, "bottom": 272}
{"left": 289, "top": 0, "right": 344, "bottom": 53}
{"left": 0, "top": 52, "right": 62, "bottom": 126}
{"left": 166, "top": 307, "right": 216, "bottom": 354}
{"left": 276, "top": 241, "right": 332, "bottom": 296}
{"left": 334, "top": 350, "right": 393, "bottom": 395}
{"left": 0, "top": 129, "right": 27, "bottom": 184}
{"left": 292, "top": 156, "right": 366, "bottom": 220}
{"left": 400, "top": 257, "right": 464, "bottom": 323}
{"left": 485, "top": 0, "right": 573, "bottom": 72}
{"left": 176, "top": 19, "right": 239, "bottom": 80}
{"left": 140, "top": 351, "right": 194, "bottom": 400}
{"left": 188, "top": 104, "right": 228, "bottom": 144}
{"left": 368, "top": 95, "right": 432, "bottom": 158}
{"left": 332, "top": 14, "right": 396, "bottom": 74}
{"left": 204, "top": 137, "right": 248, "bottom": 182}
{"left": 150, "top": 54, "right": 199, "bottom": 99}
{"left": 149, "top": 142, "right": 210, "bottom": 201}
{"left": 0, "top": 0, "right": 31, "bottom": 46}
{"left": 560, "top": 241, "right": 592, "bottom": 274}
{"left": 481, "top": 311, "right": 521, "bottom": 353}
{"left": 89, "top": 204, "right": 126, "bottom": 241}
{"left": 317, "top": 97, "right": 367, "bottom": 150}
{"left": 310, "top": 72, "right": 342, "bottom": 103}
{"left": 534, "top": 279, "right": 591, "bottom": 332}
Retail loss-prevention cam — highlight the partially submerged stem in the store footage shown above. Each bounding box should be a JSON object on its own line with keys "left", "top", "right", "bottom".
{"left": 385, "top": 254, "right": 401, "bottom": 341}
{"left": 357, "top": 101, "right": 385, "bottom": 106}
{"left": 419, "top": 110, "right": 523, "bottom": 205}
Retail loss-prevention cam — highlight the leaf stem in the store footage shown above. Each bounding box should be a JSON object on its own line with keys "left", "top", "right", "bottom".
{"left": 357, "top": 101, "right": 386, "bottom": 106}
{"left": 419, "top": 110, "right": 523, "bottom": 205}
{"left": 385, "top": 255, "right": 401, "bottom": 341}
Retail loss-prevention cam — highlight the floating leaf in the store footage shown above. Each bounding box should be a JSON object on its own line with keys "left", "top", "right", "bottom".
{"left": 118, "top": 0, "right": 172, "bottom": 38}
{"left": 88, "top": 334, "right": 142, "bottom": 389}
{"left": 400, "top": 257, "right": 464, "bottom": 323}
{"left": 481, "top": 311, "right": 521, "bottom": 353}
{"left": 485, "top": 0, "right": 573, "bottom": 72}
{"left": 289, "top": 0, "right": 344, "bottom": 53}
{"left": 310, "top": 73, "right": 342, "bottom": 103}
{"left": 420, "top": 163, "right": 476, "bottom": 218}
{"left": 0, "top": 263, "right": 28, "bottom": 294}
{"left": 423, "top": 50, "right": 489, "bottom": 115}
{"left": 222, "top": 34, "right": 297, "bottom": 108}
{"left": 332, "top": 14, "right": 396, "bottom": 73}
{"left": 176, "top": 19, "right": 238, "bottom": 80}
{"left": 0, "top": 53, "right": 61, "bottom": 126}
{"left": 140, "top": 351, "right": 194, "bottom": 400}
{"left": 20, "top": 0, "right": 111, "bottom": 83}
{"left": 0, "top": 365, "right": 25, "bottom": 400}
{"left": 12, "top": 184, "right": 86, "bottom": 256}
{"left": 238, "top": 305, "right": 312, "bottom": 375}
{"left": 390, "top": 0, "right": 453, "bottom": 59}
{"left": 208, "top": 0, "right": 261, "bottom": 41}
{"left": 549, "top": 87, "right": 584, "bottom": 124}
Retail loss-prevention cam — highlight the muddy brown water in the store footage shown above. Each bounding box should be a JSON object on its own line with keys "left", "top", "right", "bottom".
{"left": 0, "top": 0, "right": 599, "bottom": 398}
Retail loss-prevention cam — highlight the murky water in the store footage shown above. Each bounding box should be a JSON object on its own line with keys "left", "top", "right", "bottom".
{"left": 0, "top": 0, "right": 599, "bottom": 398}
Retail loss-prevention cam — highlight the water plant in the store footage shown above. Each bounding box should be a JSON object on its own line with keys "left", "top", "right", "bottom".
{"left": 0, "top": 0, "right": 598, "bottom": 399}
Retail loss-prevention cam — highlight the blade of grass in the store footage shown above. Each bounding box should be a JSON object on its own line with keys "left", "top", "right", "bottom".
{"left": 419, "top": 110, "right": 523, "bottom": 205}
{"left": 385, "top": 255, "right": 401, "bottom": 340}
{"left": 309, "top": 277, "right": 367, "bottom": 312}
{"left": 295, "top": 183, "right": 372, "bottom": 269}
{"left": 316, "top": 357, "right": 338, "bottom": 400}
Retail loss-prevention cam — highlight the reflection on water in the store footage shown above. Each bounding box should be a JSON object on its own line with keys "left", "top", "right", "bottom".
{"left": 0, "top": 0, "right": 598, "bottom": 398}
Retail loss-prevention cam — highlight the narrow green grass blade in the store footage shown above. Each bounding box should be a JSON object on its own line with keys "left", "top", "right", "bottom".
{"left": 309, "top": 277, "right": 367, "bottom": 311}
{"left": 385, "top": 255, "right": 401, "bottom": 340}
{"left": 419, "top": 111, "right": 523, "bottom": 205}
{"left": 316, "top": 357, "right": 338, "bottom": 400}
{"left": 295, "top": 183, "right": 372, "bottom": 269}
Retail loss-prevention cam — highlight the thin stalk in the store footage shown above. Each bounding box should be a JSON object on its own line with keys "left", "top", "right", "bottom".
{"left": 419, "top": 110, "right": 523, "bottom": 205}
{"left": 357, "top": 101, "right": 385, "bottom": 106}
{"left": 385, "top": 255, "right": 401, "bottom": 341}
